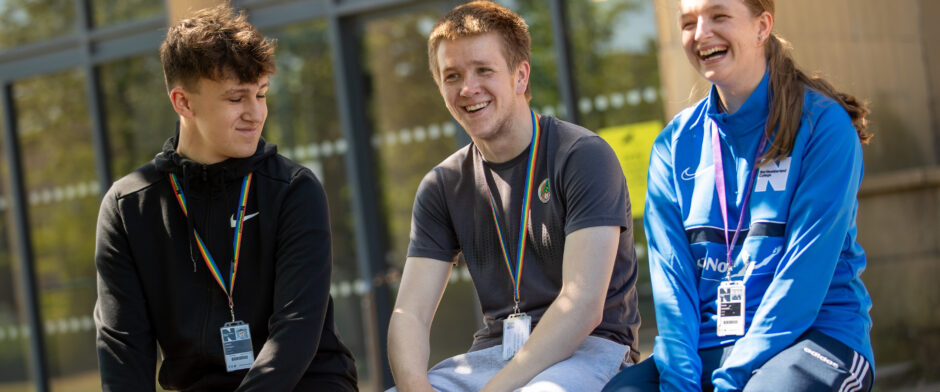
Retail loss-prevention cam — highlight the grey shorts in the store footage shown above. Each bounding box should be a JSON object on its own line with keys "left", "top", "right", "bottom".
{"left": 390, "top": 336, "right": 632, "bottom": 392}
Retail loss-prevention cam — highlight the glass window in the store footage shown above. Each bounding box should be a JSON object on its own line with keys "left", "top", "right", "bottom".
{"left": 13, "top": 70, "right": 99, "bottom": 391}
{"left": 261, "top": 19, "right": 372, "bottom": 387}
{"left": 500, "top": 0, "right": 561, "bottom": 119}
{"left": 91, "top": 0, "right": 163, "bottom": 28}
{"left": 0, "top": 1, "right": 76, "bottom": 49}
{"left": 362, "top": 8, "right": 481, "bottom": 365}
{"left": 100, "top": 54, "right": 177, "bottom": 178}
{"left": 0, "top": 100, "right": 34, "bottom": 392}
{"left": 567, "top": 0, "right": 665, "bottom": 358}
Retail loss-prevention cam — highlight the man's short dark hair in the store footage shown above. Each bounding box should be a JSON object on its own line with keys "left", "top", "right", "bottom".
{"left": 160, "top": 3, "right": 275, "bottom": 92}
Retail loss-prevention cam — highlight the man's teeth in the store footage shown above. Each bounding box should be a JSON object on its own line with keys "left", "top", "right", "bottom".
{"left": 466, "top": 102, "right": 488, "bottom": 112}
{"left": 699, "top": 47, "right": 726, "bottom": 57}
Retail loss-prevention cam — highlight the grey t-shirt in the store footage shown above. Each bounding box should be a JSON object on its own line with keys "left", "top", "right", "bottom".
{"left": 408, "top": 115, "right": 640, "bottom": 360}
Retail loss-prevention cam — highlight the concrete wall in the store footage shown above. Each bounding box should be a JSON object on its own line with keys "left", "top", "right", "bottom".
{"left": 166, "top": 0, "right": 226, "bottom": 25}
{"left": 858, "top": 168, "right": 940, "bottom": 383}
{"left": 654, "top": 0, "right": 940, "bottom": 387}
{"left": 922, "top": 0, "right": 940, "bottom": 163}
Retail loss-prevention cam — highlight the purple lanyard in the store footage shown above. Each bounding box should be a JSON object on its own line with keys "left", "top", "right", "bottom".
{"left": 711, "top": 120, "right": 767, "bottom": 274}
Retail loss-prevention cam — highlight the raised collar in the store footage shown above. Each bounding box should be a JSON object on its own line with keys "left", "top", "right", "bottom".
{"left": 706, "top": 70, "right": 771, "bottom": 137}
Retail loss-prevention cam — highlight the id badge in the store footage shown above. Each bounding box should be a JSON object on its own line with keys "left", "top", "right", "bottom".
{"left": 220, "top": 321, "right": 255, "bottom": 372}
{"left": 501, "top": 312, "right": 531, "bottom": 360}
{"left": 716, "top": 281, "right": 746, "bottom": 336}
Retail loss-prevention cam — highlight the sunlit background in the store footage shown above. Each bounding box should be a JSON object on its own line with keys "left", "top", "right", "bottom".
{"left": 0, "top": 0, "right": 937, "bottom": 391}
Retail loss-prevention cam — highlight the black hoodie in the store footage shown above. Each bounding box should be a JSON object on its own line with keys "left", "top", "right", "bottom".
{"left": 94, "top": 133, "right": 357, "bottom": 391}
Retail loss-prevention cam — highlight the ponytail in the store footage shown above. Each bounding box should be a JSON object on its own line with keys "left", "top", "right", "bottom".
{"left": 760, "top": 33, "right": 872, "bottom": 166}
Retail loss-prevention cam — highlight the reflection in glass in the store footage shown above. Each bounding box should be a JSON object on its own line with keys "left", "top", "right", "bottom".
{"left": 14, "top": 70, "right": 99, "bottom": 391}
{"left": 567, "top": 0, "right": 664, "bottom": 359}
{"left": 365, "top": 10, "right": 457, "bottom": 267}
{"left": 262, "top": 20, "right": 371, "bottom": 388}
{"left": 91, "top": 0, "right": 163, "bottom": 28}
{"left": 363, "top": 8, "right": 481, "bottom": 365}
{"left": 0, "top": 102, "right": 34, "bottom": 392}
{"left": 567, "top": 0, "right": 663, "bottom": 131}
{"left": 500, "top": 0, "right": 561, "bottom": 118}
{"left": 100, "top": 54, "right": 177, "bottom": 178}
{"left": 0, "top": 0, "right": 75, "bottom": 49}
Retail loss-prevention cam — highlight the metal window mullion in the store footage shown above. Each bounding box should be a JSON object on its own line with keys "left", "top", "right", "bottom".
{"left": 77, "top": 0, "right": 112, "bottom": 193}
{"left": 327, "top": 13, "right": 394, "bottom": 391}
{"left": 548, "top": 0, "right": 579, "bottom": 125}
{"left": 1, "top": 84, "right": 50, "bottom": 392}
{"left": 85, "top": 66, "right": 113, "bottom": 194}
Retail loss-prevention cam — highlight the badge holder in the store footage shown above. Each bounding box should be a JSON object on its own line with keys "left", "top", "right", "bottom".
{"left": 502, "top": 310, "right": 531, "bottom": 361}
{"left": 716, "top": 280, "right": 746, "bottom": 336}
{"left": 220, "top": 320, "right": 255, "bottom": 372}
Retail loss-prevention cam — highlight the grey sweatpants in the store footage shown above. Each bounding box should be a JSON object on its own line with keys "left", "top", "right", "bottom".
{"left": 389, "top": 336, "right": 632, "bottom": 392}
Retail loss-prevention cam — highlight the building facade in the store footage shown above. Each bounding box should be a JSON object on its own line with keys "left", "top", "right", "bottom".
{"left": 0, "top": 0, "right": 935, "bottom": 391}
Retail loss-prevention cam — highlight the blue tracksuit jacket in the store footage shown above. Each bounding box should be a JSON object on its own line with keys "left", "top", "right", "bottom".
{"left": 644, "top": 72, "right": 874, "bottom": 391}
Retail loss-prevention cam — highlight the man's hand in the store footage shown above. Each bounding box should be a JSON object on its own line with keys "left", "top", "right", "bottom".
{"left": 481, "top": 226, "right": 620, "bottom": 391}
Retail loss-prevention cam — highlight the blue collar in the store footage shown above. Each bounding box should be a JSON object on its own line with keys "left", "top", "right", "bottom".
{"left": 706, "top": 70, "right": 771, "bottom": 137}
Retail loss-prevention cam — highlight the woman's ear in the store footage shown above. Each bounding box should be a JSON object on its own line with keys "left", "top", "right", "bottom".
{"left": 757, "top": 11, "right": 774, "bottom": 45}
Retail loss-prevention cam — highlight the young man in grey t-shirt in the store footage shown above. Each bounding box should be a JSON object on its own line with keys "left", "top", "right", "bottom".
{"left": 386, "top": 2, "right": 641, "bottom": 391}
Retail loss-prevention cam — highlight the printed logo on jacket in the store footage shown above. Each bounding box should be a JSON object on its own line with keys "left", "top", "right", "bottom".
{"left": 755, "top": 157, "right": 791, "bottom": 192}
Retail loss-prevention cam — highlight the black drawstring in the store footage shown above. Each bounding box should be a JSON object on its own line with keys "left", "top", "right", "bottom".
{"left": 182, "top": 165, "right": 198, "bottom": 272}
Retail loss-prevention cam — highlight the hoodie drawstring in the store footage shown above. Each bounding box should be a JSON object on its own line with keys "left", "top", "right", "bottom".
{"left": 182, "top": 165, "right": 198, "bottom": 272}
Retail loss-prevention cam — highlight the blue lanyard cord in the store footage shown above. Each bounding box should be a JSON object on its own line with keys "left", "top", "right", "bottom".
{"left": 711, "top": 121, "right": 767, "bottom": 276}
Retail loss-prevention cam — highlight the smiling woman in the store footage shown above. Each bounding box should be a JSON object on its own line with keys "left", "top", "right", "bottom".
{"left": 678, "top": 0, "right": 771, "bottom": 113}
{"left": 603, "top": 0, "right": 875, "bottom": 391}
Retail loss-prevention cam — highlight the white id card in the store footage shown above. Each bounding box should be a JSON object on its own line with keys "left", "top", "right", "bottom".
{"left": 220, "top": 321, "right": 255, "bottom": 372}
{"left": 716, "top": 281, "right": 746, "bottom": 337}
{"left": 501, "top": 313, "right": 531, "bottom": 360}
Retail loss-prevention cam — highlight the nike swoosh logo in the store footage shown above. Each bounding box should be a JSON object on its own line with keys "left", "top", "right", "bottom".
{"left": 680, "top": 165, "right": 712, "bottom": 181}
{"left": 230, "top": 212, "right": 259, "bottom": 228}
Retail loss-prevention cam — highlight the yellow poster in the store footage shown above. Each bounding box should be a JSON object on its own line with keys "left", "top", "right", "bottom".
{"left": 597, "top": 120, "right": 662, "bottom": 217}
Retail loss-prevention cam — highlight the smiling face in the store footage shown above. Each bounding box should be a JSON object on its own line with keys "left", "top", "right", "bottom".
{"left": 679, "top": 0, "right": 770, "bottom": 92}
{"left": 172, "top": 74, "right": 269, "bottom": 164}
{"left": 434, "top": 32, "right": 530, "bottom": 143}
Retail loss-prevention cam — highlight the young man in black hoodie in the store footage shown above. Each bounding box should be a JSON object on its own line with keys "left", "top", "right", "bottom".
{"left": 93, "top": 4, "right": 357, "bottom": 391}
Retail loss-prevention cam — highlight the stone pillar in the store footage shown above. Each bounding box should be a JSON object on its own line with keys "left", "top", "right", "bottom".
{"left": 166, "top": 0, "right": 227, "bottom": 25}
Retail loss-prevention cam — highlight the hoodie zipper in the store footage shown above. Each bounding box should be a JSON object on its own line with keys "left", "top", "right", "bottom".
{"left": 199, "top": 163, "right": 212, "bottom": 361}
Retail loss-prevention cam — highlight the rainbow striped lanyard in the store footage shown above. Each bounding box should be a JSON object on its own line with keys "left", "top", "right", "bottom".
{"left": 169, "top": 172, "right": 253, "bottom": 322}
{"left": 480, "top": 110, "right": 541, "bottom": 313}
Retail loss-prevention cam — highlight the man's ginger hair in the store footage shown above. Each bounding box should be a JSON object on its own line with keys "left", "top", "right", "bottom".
{"left": 428, "top": 1, "right": 531, "bottom": 99}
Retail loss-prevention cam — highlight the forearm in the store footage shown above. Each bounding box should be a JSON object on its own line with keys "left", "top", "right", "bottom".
{"left": 237, "top": 316, "right": 325, "bottom": 391}
{"left": 95, "top": 193, "right": 158, "bottom": 390}
{"left": 482, "top": 291, "right": 600, "bottom": 392}
{"left": 387, "top": 257, "right": 452, "bottom": 392}
{"left": 388, "top": 311, "right": 435, "bottom": 392}
{"left": 714, "top": 112, "right": 865, "bottom": 391}
{"left": 645, "top": 135, "right": 704, "bottom": 391}
{"left": 237, "top": 173, "right": 332, "bottom": 389}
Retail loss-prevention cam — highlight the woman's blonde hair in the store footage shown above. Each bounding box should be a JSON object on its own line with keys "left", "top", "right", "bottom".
{"left": 743, "top": 0, "right": 872, "bottom": 165}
